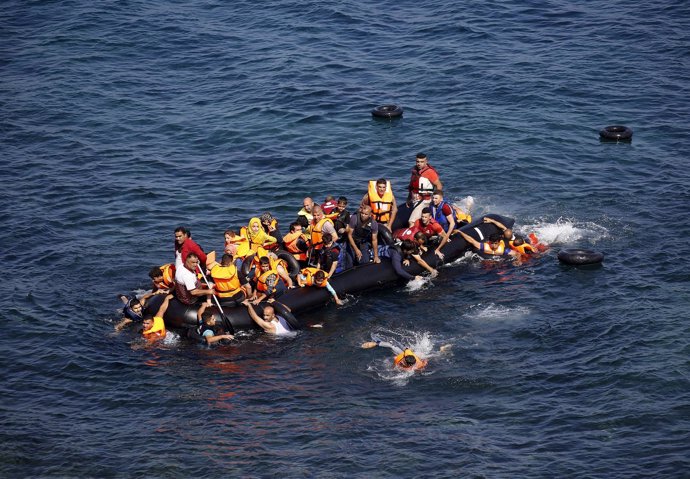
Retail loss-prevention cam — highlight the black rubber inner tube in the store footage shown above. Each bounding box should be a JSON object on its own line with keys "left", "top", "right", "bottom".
{"left": 557, "top": 248, "right": 604, "bottom": 265}
{"left": 372, "top": 105, "right": 403, "bottom": 118}
{"left": 600, "top": 125, "right": 633, "bottom": 142}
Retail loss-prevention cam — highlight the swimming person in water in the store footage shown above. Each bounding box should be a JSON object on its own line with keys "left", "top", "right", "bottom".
{"left": 361, "top": 340, "right": 429, "bottom": 371}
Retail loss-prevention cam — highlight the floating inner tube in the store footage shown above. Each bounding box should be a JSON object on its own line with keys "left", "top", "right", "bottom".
{"left": 557, "top": 248, "right": 604, "bottom": 265}
{"left": 600, "top": 125, "right": 633, "bottom": 142}
{"left": 371, "top": 105, "right": 403, "bottom": 119}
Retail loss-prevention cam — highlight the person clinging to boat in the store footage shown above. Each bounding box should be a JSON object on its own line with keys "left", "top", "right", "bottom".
{"left": 141, "top": 292, "right": 173, "bottom": 342}
{"left": 459, "top": 218, "right": 520, "bottom": 259}
{"left": 242, "top": 301, "right": 294, "bottom": 336}
{"left": 196, "top": 303, "right": 234, "bottom": 345}
{"left": 297, "top": 267, "right": 344, "bottom": 306}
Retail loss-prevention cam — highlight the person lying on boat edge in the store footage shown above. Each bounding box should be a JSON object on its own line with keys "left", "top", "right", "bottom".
{"left": 243, "top": 301, "right": 294, "bottom": 336}
{"left": 459, "top": 223, "right": 520, "bottom": 259}
{"left": 379, "top": 240, "right": 438, "bottom": 280}
{"left": 394, "top": 207, "right": 450, "bottom": 260}
{"left": 149, "top": 264, "right": 175, "bottom": 294}
{"left": 297, "top": 267, "right": 344, "bottom": 306}
{"left": 196, "top": 303, "right": 234, "bottom": 345}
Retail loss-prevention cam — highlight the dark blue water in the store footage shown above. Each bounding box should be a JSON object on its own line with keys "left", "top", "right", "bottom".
{"left": 2, "top": 1, "right": 689, "bottom": 477}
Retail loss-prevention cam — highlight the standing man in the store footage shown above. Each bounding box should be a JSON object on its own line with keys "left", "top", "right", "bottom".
{"left": 174, "top": 253, "right": 215, "bottom": 306}
{"left": 361, "top": 178, "right": 398, "bottom": 228}
{"left": 407, "top": 153, "right": 443, "bottom": 225}
{"left": 174, "top": 226, "right": 207, "bottom": 268}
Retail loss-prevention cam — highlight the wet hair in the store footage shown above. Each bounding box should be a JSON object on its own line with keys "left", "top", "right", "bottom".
{"left": 403, "top": 355, "right": 417, "bottom": 366}
{"left": 202, "top": 310, "right": 215, "bottom": 323}
{"left": 124, "top": 298, "right": 143, "bottom": 321}
{"left": 512, "top": 236, "right": 525, "bottom": 246}
{"left": 376, "top": 178, "right": 387, "bottom": 186}
{"left": 337, "top": 196, "right": 348, "bottom": 205}
{"left": 314, "top": 270, "right": 327, "bottom": 282}
{"left": 488, "top": 234, "right": 502, "bottom": 242}
{"left": 416, "top": 153, "right": 427, "bottom": 160}
{"left": 413, "top": 231, "right": 427, "bottom": 244}
{"left": 401, "top": 239, "right": 418, "bottom": 255}
{"left": 148, "top": 267, "right": 163, "bottom": 279}
{"left": 322, "top": 233, "right": 333, "bottom": 244}
{"left": 289, "top": 221, "right": 302, "bottom": 232}
{"left": 221, "top": 253, "right": 234, "bottom": 265}
{"left": 174, "top": 226, "right": 190, "bottom": 237}
{"left": 421, "top": 207, "right": 432, "bottom": 215}
{"left": 259, "top": 256, "right": 271, "bottom": 266}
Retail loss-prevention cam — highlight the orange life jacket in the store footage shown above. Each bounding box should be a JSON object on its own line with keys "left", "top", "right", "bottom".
{"left": 300, "top": 267, "right": 327, "bottom": 288}
{"left": 453, "top": 206, "right": 472, "bottom": 225}
{"left": 393, "top": 349, "right": 427, "bottom": 370}
{"left": 210, "top": 264, "right": 242, "bottom": 298}
{"left": 310, "top": 218, "right": 333, "bottom": 250}
{"left": 255, "top": 269, "right": 280, "bottom": 294}
{"left": 283, "top": 231, "right": 308, "bottom": 261}
{"left": 157, "top": 263, "right": 176, "bottom": 288}
{"left": 368, "top": 180, "right": 394, "bottom": 224}
{"left": 509, "top": 241, "right": 536, "bottom": 256}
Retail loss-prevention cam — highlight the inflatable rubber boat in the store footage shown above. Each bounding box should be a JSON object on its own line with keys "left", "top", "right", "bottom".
{"left": 143, "top": 214, "right": 514, "bottom": 333}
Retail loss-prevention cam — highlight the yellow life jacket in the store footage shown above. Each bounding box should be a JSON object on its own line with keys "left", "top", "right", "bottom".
{"left": 210, "top": 264, "right": 242, "bottom": 298}
{"left": 453, "top": 205, "right": 472, "bottom": 224}
{"left": 393, "top": 349, "right": 427, "bottom": 370}
{"left": 142, "top": 316, "right": 166, "bottom": 342}
{"left": 368, "top": 180, "right": 394, "bottom": 224}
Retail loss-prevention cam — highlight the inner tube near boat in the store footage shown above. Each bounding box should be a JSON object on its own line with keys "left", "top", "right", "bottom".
{"left": 599, "top": 125, "right": 633, "bottom": 142}
{"left": 557, "top": 248, "right": 604, "bottom": 265}
{"left": 371, "top": 104, "right": 403, "bottom": 119}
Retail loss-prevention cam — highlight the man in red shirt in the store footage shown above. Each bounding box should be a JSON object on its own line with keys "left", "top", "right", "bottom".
{"left": 394, "top": 208, "right": 450, "bottom": 260}
{"left": 174, "top": 226, "right": 207, "bottom": 268}
{"left": 407, "top": 153, "right": 443, "bottom": 225}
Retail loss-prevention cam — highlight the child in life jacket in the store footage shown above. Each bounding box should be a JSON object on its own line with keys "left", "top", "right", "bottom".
{"left": 297, "top": 267, "right": 344, "bottom": 306}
